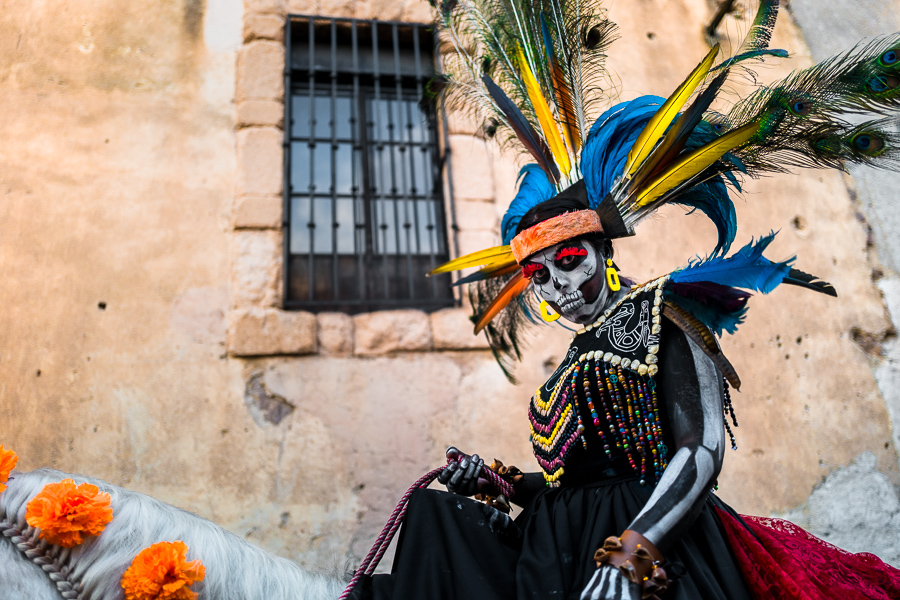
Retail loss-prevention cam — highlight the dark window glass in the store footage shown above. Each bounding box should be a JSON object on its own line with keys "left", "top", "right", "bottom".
{"left": 284, "top": 16, "right": 455, "bottom": 313}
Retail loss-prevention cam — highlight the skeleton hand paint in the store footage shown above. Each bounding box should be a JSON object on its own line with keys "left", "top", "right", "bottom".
{"left": 523, "top": 239, "right": 616, "bottom": 325}
{"left": 579, "top": 565, "right": 641, "bottom": 600}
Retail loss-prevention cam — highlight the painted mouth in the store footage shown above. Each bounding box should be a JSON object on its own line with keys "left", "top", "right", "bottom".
{"left": 557, "top": 290, "right": 585, "bottom": 313}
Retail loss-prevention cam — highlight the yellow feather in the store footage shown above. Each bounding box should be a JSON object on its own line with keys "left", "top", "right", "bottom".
{"left": 428, "top": 245, "right": 514, "bottom": 275}
{"left": 516, "top": 45, "right": 572, "bottom": 176}
{"left": 475, "top": 259, "right": 520, "bottom": 277}
{"left": 624, "top": 45, "right": 720, "bottom": 179}
{"left": 634, "top": 120, "right": 761, "bottom": 207}
{"left": 552, "top": 63, "right": 581, "bottom": 153}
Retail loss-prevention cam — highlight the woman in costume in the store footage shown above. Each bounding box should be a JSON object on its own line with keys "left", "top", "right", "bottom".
{"left": 349, "top": 1, "right": 900, "bottom": 598}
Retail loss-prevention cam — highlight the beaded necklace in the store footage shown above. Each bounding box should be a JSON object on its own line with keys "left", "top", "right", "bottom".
{"left": 529, "top": 278, "right": 670, "bottom": 487}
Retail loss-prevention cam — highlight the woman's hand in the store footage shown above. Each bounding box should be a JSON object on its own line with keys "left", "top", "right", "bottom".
{"left": 436, "top": 447, "right": 489, "bottom": 496}
{"left": 579, "top": 565, "right": 641, "bottom": 600}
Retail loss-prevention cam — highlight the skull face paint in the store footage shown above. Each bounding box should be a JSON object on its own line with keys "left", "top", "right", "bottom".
{"left": 524, "top": 239, "right": 615, "bottom": 324}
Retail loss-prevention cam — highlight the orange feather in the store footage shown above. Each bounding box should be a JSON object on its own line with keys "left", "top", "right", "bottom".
{"left": 552, "top": 63, "right": 581, "bottom": 153}
{"left": 473, "top": 272, "right": 531, "bottom": 334}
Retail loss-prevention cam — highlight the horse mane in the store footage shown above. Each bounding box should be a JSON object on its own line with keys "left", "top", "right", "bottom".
{"left": 0, "top": 469, "right": 344, "bottom": 600}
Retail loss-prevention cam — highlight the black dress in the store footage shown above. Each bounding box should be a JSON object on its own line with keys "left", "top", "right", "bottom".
{"left": 356, "top": 283, "right": 754, "bottom": 600}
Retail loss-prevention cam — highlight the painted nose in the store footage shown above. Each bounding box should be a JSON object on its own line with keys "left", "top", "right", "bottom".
{"left": 552, "top": 277, "right": 563, "bottom": 290}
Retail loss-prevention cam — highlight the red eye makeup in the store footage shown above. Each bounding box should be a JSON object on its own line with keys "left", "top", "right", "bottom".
{"left": 554, "top": 247, "right": 588, "bottom": 261}
{"left": 522, "top": 263, "right": 544, "bottom": 279}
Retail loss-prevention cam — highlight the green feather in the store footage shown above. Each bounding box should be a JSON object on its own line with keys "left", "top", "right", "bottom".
{"left": 720, "top": 33, "right": 900, "bottom": 174}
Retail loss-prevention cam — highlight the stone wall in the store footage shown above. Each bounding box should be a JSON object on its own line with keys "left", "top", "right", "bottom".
{"left": 0, "top": 0, "right": 898, "bottom": 573}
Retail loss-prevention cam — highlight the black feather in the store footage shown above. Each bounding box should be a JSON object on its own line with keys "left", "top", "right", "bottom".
{"left": 781, "top": 267, "right": 838, "bottom": 297}
{"left": 482, "top": 73, "right": 561, "bottom": 182}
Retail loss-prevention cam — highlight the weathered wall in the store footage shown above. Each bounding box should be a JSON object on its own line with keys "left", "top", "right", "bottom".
{"left": 0, "top": 0, "right": 898, "bottom": 574}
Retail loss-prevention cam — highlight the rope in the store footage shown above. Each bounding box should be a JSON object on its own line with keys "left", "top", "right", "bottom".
{"left": 338, "top": 456, "right": 515, "bottom": 600}
{"left": 0, "top": 513, "right": 85, "bottom": 600}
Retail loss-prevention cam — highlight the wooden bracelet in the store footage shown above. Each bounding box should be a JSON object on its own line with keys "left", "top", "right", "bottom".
{"left": 593, "top": 530, "right": 668, "bottom": 600}
{"left": 472, "top": 459, "right": 524, "bottom": 513}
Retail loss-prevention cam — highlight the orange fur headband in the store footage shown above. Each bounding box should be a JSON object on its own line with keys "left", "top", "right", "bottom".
{"left": 509, "top": 210, "right": 604, "bottom": 263}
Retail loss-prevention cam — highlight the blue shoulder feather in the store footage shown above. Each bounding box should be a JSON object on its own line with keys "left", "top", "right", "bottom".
{"left": 665, "top": 233, "right": 795, "bottom": 335}
{"left": 670, "top": 232, "right": 793, "bottom": 293}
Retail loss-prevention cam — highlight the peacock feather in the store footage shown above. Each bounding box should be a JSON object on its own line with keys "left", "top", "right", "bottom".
{"left": 723, "top": 34, "right": 900, "bottom": 174}
{"left": 433, "top": 0, "right": 619, "bottom": 187}
{"left": 428, "top": 0, "right": 894, "bottom": 376}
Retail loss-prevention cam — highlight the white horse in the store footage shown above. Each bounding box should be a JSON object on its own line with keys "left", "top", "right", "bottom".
{"left": 0, "top": 469, "right": 345, "bottom": 600}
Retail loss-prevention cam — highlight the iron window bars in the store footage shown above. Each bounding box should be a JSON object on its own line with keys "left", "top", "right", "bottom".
{"left": 284, "top": 15, "right": 457, "bottom": 313}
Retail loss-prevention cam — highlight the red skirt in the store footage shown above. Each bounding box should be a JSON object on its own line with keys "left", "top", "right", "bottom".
{"left": 717, "top": 509, "right": 900, "bottom": 600}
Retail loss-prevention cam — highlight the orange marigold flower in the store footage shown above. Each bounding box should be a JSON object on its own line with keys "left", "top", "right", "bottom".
{"left": 25, "top": 478, "right": 113, "bottom": 547}
{"left": 0, "top": 445, "right": 18, "bottom": 494}
{"left": 121, "top": 541, "right": 206, "bottom": 600}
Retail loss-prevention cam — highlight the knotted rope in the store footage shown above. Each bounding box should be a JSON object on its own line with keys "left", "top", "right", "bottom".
{"left": 338, "top": 456, "right": 515, "bottom": 600}
{"left": 1, "top": 511, "right": 85, "bottom": 600}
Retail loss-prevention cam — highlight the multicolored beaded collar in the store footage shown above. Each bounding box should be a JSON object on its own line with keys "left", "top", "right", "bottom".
{"left": 530, "top": 279, "right": 670, "bottom": 487}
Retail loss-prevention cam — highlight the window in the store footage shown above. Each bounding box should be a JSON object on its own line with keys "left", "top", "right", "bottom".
{"left": 284, "top": 15, "right": 456, "bottom": 313}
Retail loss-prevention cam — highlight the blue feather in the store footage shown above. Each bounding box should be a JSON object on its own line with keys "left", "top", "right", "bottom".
{"left": 580, "top": 97, "right": 740, "bottom": 254}
{"left": 712, "top": 49, "right": 789, "bottom": 72}
{"left": 541, "top": 14, "right": 556, "bottom": 68}
{"left": 674, "top": 179, "right": 738, "bottom": 255}
{"left": 581, "top": 97, "right": 665, "bottom": 207}
{"left": 501, "top": 164, "right": 557, "bottom": 244}
{"left": 671, "top": 232, "right": 794, "bottom": 293}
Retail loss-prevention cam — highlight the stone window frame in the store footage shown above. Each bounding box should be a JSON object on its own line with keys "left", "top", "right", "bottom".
{"left": 282, "top": 14, "right": 456, "bottom": 315}
{"left": 228, "top": 0, "right": 497, "bottom": 359}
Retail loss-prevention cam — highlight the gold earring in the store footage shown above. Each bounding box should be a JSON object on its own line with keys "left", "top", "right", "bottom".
{"left": 605, "top": 259, "right": 621, "bottom": 292}
{"left": 539, "top": 300, "right": 561, "bottom": 323}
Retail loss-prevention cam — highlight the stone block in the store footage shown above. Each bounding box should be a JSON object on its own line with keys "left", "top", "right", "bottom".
{"left": 237, "top": 100, "right": 284, "bottom": 128}
{"left": 431, "top": 308, "right": 488, "bottom": 350}
{"left": 353, "top": 310, "right": 432, "bottom": 355}
{"left": 234, "top": 195, "right": 282, "bottom": 229}
{"left": 446, "top": 110, "right": 481, "bottom": 136}
{"left": 236, "top": 41, "right": 284, "bottom": 102}
{"left": 297, "top": 0, "right": 356, "bottom": 16}
{"left": 353, "top": 0, "right": 404, "bottom": 20}
{"left": 317, "top": 312, "right": 353, "bottom": 355}
{"left": 244, "top": 0, "right": 285, "bottom": 14}
{"left": 286, "top": 0, "right": 317, "bottom": 13}
{"left": 229, "top": 308, "right": 317, "bottom": 356}
{"left": 491, "top": 144, "right": 522, "bottom": 213}
{"left": 400, "top": 0, "right": 435, "bottom": 24}
{"left": 231, "top": 230, "right": 282, "bottom": 307}
{"left": 456, "top": 230, "right": 500, "bottom": 257}
{"left": 243, "top": 14, "right": 285, "bottom": 43}
{"left": 455, "top": 198, "right": 499, "bottom": 233}
{"left": 236, "top": 127, "right": 283, "bottom": 197}
{"left": 448, "top": 135, "right": 494, "bottom": 201}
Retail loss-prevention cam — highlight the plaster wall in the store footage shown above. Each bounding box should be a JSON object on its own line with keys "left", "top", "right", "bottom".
{"left": 0, "top": 0, "right": 898, "bottom": 573}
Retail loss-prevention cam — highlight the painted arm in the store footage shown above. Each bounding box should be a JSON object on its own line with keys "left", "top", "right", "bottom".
{"left": 582, "top": 323, "right": 725, "bottom": 600}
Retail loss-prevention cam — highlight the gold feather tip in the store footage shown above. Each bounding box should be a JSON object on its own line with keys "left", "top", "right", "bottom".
{"left": 634, "top": 119, "right": 760, "bottom": 207}
{"left": 624, "top": 44, "right": 721, "bottom": 179}
{"left": 516, "top": 45, "right": 572, "bottom": 176}
{"left": 427, "top": 245, "right": 514, "bottom": 276}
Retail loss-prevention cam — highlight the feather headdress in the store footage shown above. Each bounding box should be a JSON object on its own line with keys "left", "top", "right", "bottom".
{"left": 428, "top": 0, "right": 899, "bottom": 377}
